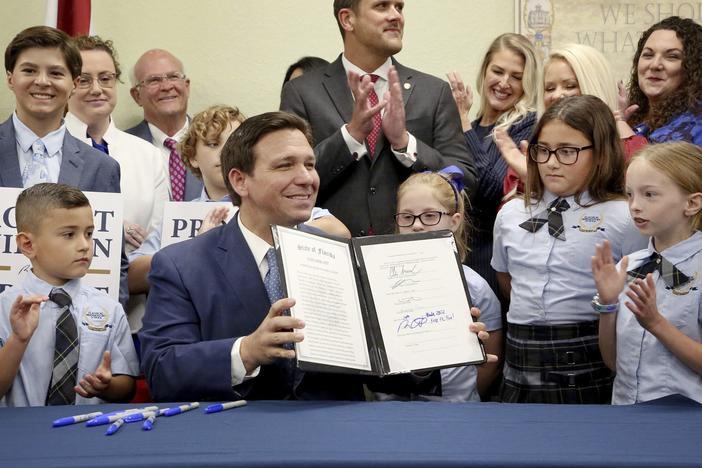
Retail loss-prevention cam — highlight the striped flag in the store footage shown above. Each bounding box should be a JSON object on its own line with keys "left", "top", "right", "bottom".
{"left": 45, "top": 0, "right": 92, "bottom": 36}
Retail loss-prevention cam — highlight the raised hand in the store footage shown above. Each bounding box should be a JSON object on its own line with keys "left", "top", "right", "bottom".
{"left": 625, "top": 274, "right": 665, "bottom": 332}
{"left": 198, "top": 206, "right": 229, "bottom": 236}
{"left": 346, "top": 70, "right": 386, "bottom": 144}
{"left": 75, "top": 351, "right": 112, "bottom": 398}
{"left": 495, "top": 127, "right": 528, "bottom": 180}
{"left": 382, "top": 65, "right": 409, "bottom": 149}
{"left": 591, "top": 240, "right": 629, "bottom": 304}
{"left": 446, "top": 71, "right": 473, "bottom": 132}
{"left": 9, "top": 294, "right": 46, "bottom": 343}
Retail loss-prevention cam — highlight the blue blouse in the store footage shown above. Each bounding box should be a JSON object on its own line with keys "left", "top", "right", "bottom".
{"left": 634, "top": 106, "right": 702, "bottom": 146}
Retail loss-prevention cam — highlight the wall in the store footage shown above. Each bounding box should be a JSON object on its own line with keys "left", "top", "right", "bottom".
{"left": 0, "top": 0, "right": 515, "bottom": 128}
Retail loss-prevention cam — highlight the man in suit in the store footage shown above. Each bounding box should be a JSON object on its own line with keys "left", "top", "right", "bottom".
{"left": 125, "top": 49, "right": 202, "bottom": 201}
{"left": 2, "top": 26, "right": 128, "bottom": 307}
{"left": 139, "top": 111, "right": 363, "bottom": 402}
{"left": 280, "top": 0, "right": 475, "bottom": 236}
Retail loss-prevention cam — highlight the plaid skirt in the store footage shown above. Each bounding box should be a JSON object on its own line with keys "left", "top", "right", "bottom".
{"left": 500, "top": 321, "right": 613, "bottom": 404}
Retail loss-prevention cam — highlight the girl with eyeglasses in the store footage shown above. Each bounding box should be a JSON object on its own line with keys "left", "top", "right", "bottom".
{"left": 491, "top": 95, "right": 646, "bottom": 404}
{"left": 375, "top": 167, "right": 502, "bottom": 402}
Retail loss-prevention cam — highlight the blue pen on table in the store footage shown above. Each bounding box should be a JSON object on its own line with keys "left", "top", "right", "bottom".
{"left": 105, "top": 418, "right": 125, "bottom": 436}
{"left": 142, "top": 413, "right": 157, "bottom": 431}
{"left": 123, "top": 410, "right": 162, "bottom": 423}
{"left": 204, "top": 400, "right": 248, "bottom": 414}
{"left": 162, "top": 402, "right": 199, "bottom": 417}
{"left": 52, "top": 411, "right": 104, "bottom": 427}
{"left": 86, "top": 406, "right": 159, "bottom": 427}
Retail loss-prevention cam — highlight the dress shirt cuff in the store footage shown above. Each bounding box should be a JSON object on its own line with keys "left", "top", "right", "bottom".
{"left": 392, "top": 132, "right": 417, "bottom": 168}
{"left": 231, "top": 337, "right": 260, "bottom": 387}
{"left": 341, "top": 124, "right": 368, "bottom": 160}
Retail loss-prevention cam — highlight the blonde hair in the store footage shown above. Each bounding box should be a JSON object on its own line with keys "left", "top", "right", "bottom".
{"left": 476, "top": 33, "right": 538, "bottom": 133}
{"left": 630, "top": 142, "right": 702, "bottom": 231}
{"left": 538, "top": 43, "right": 618, "bottom": 115}
{"left": 178, "top": 105, "right": 246, "bottom": 179}
{"left": 396, "top": 172, "right": 470, "bottom": 261}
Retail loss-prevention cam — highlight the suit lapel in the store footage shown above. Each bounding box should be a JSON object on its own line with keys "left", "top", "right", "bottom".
{"left": 215, "top": 215, "right": 271, "bottom": 324}
{"left": 322, "top": 57, "right": 354, "bottom": 125}
{"left": 0, "top": 118, "right": 23, "bottom": 188}
{"left": 394, "top": 60, "right": 415, "bottom": 108}
{"left": 57, "top": 132, "right": 84, "bottom": 187}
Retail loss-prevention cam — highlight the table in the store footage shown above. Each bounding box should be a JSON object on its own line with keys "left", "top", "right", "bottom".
{"left": 1, "top": 396, "right": 699, "bottom": 467}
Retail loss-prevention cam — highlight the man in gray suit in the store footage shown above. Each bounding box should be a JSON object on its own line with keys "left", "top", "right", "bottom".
{"left": 1, "top": 26, "right": 126, "bottom": 305}
{"left": 125, "top": 49, "right": 202, "bottom": 201}
{"left": 281, "top": 0, "right": 475, "bottom": 236}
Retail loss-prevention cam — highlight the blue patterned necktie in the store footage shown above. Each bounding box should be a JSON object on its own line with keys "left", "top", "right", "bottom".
{"left": 519, "top": 198, "right": 570, "bottom": 241}
{"left": 263, "top": 248, "right": 296, "bottom": 391}
{"left": 45, "top": 288, "right": 79, "bottom": 405}
{"left": 22, "top": 140, "right": 51, "bottom": 187}
{"left": 628, "top": 252, "right": 691, "bottom": 288}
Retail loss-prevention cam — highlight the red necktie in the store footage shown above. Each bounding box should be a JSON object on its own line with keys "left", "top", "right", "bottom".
{"left": 164, "top": 137, "right": 186, "bottom": 201}
{"left": 366, "top": 74, "right": 381, "bottom": 157}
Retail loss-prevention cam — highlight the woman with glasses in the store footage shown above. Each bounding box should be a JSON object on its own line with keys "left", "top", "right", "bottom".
{"left": 445, "top": 33, "right": 538, "bottom": 308}
{"left": 65, "top": 36, "right": 168, "bottom": 252}
{"left": 492, "top": 95, "right": 646, "bottom": 403}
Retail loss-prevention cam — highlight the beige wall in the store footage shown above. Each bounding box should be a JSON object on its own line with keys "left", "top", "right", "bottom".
{"left": 0, "top": 0, "right": 514, "bottom": 129}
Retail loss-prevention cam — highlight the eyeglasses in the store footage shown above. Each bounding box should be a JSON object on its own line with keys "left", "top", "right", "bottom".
{"left": 76, "top": 73, "right": 117, "bottom": 89}
{"left": 136, "top": 72, "right": 187, "bottom": 89}
{"left": 394, "top": 211, "right": 449, "bottom": 227}
{"left": 528, "top": 144, "right": 593, "bottom": 165}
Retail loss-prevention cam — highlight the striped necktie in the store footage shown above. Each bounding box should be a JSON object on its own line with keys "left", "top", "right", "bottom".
{"left": 628, "top": 252, "right": 691, "bottom": 288}
{"left": 519, "top": 198, "right": 570, "bottom": 241}
{"left": 45, "top": 288, "right": 79, "bottom": 405}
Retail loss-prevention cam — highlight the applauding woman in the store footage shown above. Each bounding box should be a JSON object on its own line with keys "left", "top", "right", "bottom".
{"left": 626, "top": 16, "right": 702, "bottom": 146}
{"left": 447, "top": 33, "right": 538, "bottom": 298}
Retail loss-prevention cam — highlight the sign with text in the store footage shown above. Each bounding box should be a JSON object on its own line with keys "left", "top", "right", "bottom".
{"left": 0, "top": 187, "right": 123, "bottom": 300}
{"left": 160, "top": 201, "right": 237, "bottom": 248}
{"left": 516, "top": 0, "right": 701, "bottom": 82}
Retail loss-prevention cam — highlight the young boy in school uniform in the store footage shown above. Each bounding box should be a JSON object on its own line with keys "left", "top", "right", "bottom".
{"left": 0, "top": 183, "right": 138, "bottom": 406}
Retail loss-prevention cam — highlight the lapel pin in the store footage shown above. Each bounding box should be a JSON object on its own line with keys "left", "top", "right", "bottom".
{"left": 403, "top": 82, "right": 411, "bottom": 90}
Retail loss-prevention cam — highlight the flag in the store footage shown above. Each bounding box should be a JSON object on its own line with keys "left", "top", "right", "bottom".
{"left": 45, "top": 0, "right": 92, "bottom": 36}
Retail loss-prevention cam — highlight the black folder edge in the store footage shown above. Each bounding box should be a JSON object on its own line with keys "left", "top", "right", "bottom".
{"left": 271, "top": 225, "right": 380, "bottom": 376}
{"left": 352, "top": 230, "right": 486, "bottom": 375}
{"left": 270, "top": 226, "right": 486, "bottom": 376}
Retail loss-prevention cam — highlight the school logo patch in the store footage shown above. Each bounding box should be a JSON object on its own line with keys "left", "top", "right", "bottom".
{"left": 81, "top": 306, "right": 112, "bottom": 332}
{"left": 572, "top": 214, "right": 605, "bottom": 233}
{"left": 671, "top": 272, "right": 698, "bottom": 296}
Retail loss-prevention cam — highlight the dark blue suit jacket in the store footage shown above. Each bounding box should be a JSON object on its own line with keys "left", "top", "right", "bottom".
{"left": 139, "top": 214, "right": 364, "bottom": 402}
{"left": 0, "top": 117, "right": 129, "bottom": 308}
{"left": 125, "top": 120, "right": 203, "bottom": 201}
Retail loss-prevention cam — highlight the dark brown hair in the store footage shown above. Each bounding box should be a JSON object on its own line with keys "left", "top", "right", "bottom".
{"left": 220, "top": 111, "right": 314, "bottom": 205}
{"left": 525, "top": 95, "right": 625, "bottom": 207}
{"left": 628, "top": 16, "right": 702, "bottom": 131}
{"left": 5, "top": 26, "right": 82, "bottom": 78}
{"left": 333, "top": 0, "right": 361, "bottom": 38}
{"left": 16, "top": 183, "right": 90, "bottom": 233}
{"left": 72, "top": 35, "right": 122, "bottom": 80}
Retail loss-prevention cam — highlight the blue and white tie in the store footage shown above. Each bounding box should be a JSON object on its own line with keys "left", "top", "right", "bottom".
{"left": 22, "top": 140, "right": 51, "bottom": 187}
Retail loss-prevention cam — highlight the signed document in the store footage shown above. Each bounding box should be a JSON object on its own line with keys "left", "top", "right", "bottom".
{"left": 272, "top": 226, "right": 485, "bottom": 376}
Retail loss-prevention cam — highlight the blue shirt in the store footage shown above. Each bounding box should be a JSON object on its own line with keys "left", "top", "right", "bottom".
{"left": 0, "top": 271, "right": 139, "bottom": 407}
{"left": 613, "top": 232, "right": 702, "bottom": 405}
{"left": 12, "top": 113, "right": 65, "bottom": 186}
{"left": 633, "top": 106, "right": 702, "bottom": 146}
{"left": 492, "top": 192, "right": 647, "bottom": 325}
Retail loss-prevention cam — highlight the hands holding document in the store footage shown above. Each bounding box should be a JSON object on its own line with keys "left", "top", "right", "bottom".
{"left": 239, "top": 298, "right": 305, "bottom": 374}
{"left": 469, "top": 307, "right": 498, "bottom": 364}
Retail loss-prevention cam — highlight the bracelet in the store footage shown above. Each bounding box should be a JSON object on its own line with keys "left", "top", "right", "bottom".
{"left": 591, "top": 294, "right": 619, "bottom": 313}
